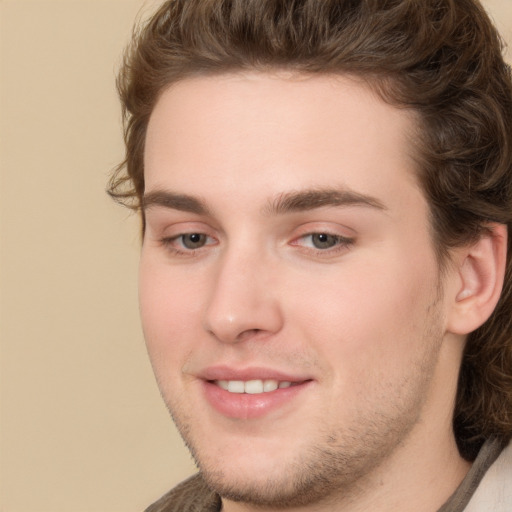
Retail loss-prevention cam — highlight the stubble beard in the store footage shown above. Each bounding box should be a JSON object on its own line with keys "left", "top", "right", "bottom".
{"left": 163, "top": 304, "right": 445, "bottom": 509}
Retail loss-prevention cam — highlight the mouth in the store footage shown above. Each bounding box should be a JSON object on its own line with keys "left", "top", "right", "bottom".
{"left": 212, "top": 379, "right": 298, "bottom": 394}
{"left": 200, "top": 370, "right": 313, "bottom": 419}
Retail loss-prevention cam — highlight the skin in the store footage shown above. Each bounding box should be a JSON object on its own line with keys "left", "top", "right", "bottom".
{"left": 140, "top": 73, "right": 472, "bottom": 511}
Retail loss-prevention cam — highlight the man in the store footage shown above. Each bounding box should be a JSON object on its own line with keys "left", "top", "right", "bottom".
{"left": 109, "top": 1, "right": 512, "bottom": 510}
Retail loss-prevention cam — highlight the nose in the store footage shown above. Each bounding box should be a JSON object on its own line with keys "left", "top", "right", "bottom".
{"left": 202, "top": 248, "right": 284, "bottom": 344}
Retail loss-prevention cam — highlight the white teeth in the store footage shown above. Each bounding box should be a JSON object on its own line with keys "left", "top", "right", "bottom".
{"left": 215, "top": 379, "right": 291, "bottom": 394}
{"left": 263, "top": 379, "right": 279, "bottom": 392}
{"left": 217, "top": 380, "right": 229, "bottom": 391}
{"left": 245, "top": 380, "right": 263, "bottom": 394}
{"left": 227, "top": 380, "right": 245, "bottom": 393}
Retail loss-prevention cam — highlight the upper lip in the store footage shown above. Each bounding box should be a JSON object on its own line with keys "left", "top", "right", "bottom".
{"left": 198, "top": 365, "right": 313, "bottom": 382}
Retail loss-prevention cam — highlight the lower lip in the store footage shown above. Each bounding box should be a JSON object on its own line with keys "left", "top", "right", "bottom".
{"left": 203, "top": 381, "right": 312, "bottom": 419}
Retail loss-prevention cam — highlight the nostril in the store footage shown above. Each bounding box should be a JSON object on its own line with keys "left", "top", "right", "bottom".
{"left": 235, "top": 328, "right": 264, "bottom": 342}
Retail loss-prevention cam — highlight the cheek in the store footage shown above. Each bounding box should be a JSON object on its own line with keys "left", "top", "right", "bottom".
{"left": 138, "top": 257, "right": 202, "bottom": 370}
{"left": 286, "top": 253, "right": 439, "bottom": 372}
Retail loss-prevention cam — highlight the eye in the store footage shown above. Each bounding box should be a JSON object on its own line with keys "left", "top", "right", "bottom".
{"left": 179, "top": 233, "right": 208, "bottom": 249}
{"left": 159, "top": 231, "right": 217, "bottom": 256}
{"left": 289, "top": 230, "right": 355, "bottom": 258}
{"left": 309, "top": 233, "right": 340, "bottom": 249}
{"left": 297, "top": 232, "right": 353, "bottom": 250}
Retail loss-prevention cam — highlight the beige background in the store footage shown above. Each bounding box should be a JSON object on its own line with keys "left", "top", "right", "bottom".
{"left": 0, "top": 1, "right": 511, "bottom": 511}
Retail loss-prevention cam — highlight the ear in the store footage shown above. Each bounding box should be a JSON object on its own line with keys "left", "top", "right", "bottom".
{"left": 446, "top": 223, "right": 507, "bottom": 335}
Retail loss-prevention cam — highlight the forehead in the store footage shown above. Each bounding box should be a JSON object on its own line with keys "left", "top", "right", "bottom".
{"left": 144, "top": 72, "right": 422, "bottom": 209}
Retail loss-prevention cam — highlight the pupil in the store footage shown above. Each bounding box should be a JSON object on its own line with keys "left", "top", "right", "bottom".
{"left": 183, "top": 233, "right": 205, "bottom": 249}
{"left": 313, "top": 233, "right": 336, "bottom": 249}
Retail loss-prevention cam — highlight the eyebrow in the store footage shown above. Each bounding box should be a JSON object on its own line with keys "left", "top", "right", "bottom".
{"left": 143, "top": 190, "right": 210, "bottom": 215}
{"left": 142, "top": 187, "right": 387, "bottom": 216}
{"left": 264, "top": 188, "right": 387, "bottom": 215}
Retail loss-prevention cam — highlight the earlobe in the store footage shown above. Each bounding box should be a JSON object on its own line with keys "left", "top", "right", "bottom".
{"left": 447, "top": 224, "right": 507, "bottom": 335}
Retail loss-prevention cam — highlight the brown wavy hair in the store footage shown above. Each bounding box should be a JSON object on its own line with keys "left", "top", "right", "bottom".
{"left": 109, "top": 0, "right": 512, "bottom": 460}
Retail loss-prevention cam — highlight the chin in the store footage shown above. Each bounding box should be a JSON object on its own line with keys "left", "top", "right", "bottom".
{"left": 170, "top": 389, "right": 431, "bottom": 508}
{"left": 182, "top": 428, "right": 332, "bottom": 506}
{"left": 198, "top": 460, "right": 338, "bottom": 509}
{"left": 182, "top": 426, "right": 371, "bottom": 508}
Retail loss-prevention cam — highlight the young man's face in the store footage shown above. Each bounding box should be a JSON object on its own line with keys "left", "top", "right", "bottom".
{"left": 140, "top": 73, "right": 462, "bottom": 508}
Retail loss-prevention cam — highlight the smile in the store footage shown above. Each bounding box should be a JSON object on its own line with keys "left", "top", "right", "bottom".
{"left": 203, "top": 377, "right": 313, "bottom": 419}
{"left": 214, "top": 379, "right": 293, "bottom": 394}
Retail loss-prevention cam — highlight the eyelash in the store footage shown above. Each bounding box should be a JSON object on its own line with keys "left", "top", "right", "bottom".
{"left": 160, "top": 233, "right": 217, "bottom": 257}
{"left": 291, "top": 232, "right": 355, "bottom": 255}
{"left": 158, "top": 231, "right": 355, "bottom": 258}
